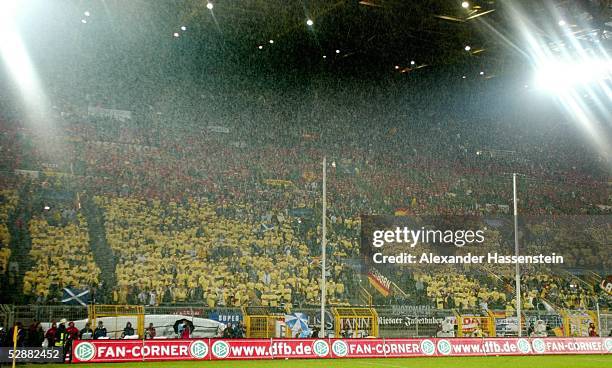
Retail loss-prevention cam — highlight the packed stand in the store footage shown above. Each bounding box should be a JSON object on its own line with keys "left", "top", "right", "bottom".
{"left": 23, "top": 211, "right": 100, "bottom": 302}
{"left": 96, "top": 196, "right": 350, "bottom": 307}
{"left": 0, "top": 189, "right": 17, "bottom": 276}
{"left": 0, "top": 76, "right": 609, "bottom": 308}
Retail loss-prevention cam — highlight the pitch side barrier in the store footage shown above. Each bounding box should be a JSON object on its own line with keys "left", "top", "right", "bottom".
{"left": 72, "top": 337, "right": 612, "bottom": 363}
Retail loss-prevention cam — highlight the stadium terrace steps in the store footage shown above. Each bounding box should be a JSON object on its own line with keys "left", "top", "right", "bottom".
{"left": 0, "top": 189, "right": 17, "bottom": 282}
{"left": 82, "top": 195, "right": 117, "bottom": 302}
{"left": 24, "top": 215, "right": 101, "bottom": 302}
{"left": 3, "top": 187, "right": 33, "bottom": 304}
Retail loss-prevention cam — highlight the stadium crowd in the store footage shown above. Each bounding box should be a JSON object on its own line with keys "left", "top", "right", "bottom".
{"left": 0, "top": 77, "right": 609, "bottom": 312}
{"left": 0, "top": 189, "right": 17, "bottom": 276}
{"left": 97, "top": 196, "right": 349, "bottom": 307}
{"left": 22, "top": 214, "right": 100, "bottom": 302}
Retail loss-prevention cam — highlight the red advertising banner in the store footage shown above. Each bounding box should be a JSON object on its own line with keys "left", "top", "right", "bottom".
{"left": 72, "top": 337, "right": 612, "bottom": 363}
{"left": 481, "top": 337, "right": 533, "bottom": 356}
{"left": 434, "top": 337, "right": 536, "bottom": 356}
{"left": 435, "top": 338, "right": 483, "bottom": 357}
{"left": 209, "top": 339, "right": 332, "bottom": 360}
{"left": 529, "top": 337, "right": 606, "bottom": 355}
{"left": 330, "top": 338, "right": 387, "bottom": 358}
{"left": 266, "top": 339, "right": 331, "bottom": 359}
{"left": 209, "top": 339, "right": 271, "bottom": 360}
{"left": 380, "top": 338, "right": 433, "bottom": 358}
{"left": 72, "top": 339, "right": 210, "bottom": 363}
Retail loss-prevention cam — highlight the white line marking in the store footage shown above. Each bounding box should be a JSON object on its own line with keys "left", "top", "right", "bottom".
{"left": 355, "top": 361, "right": 409, "bottom": 368}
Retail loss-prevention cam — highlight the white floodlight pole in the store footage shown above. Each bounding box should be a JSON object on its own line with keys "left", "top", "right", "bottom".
{"left": 513, "top": 173, "right": 522, "bottom": 336}
{"left": 320, "top": 157, "right": 327, "bottom": 336}
{"left": 595, "top": 300, "right": 601, "bottom": 336}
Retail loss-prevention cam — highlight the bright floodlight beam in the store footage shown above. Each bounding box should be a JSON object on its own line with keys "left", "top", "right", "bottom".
{"left": 207, "top": 2, "right": 213, "bottom": 10}
{"left": 534, "top": 59, "right": 612, "bottom": 91}
{"left": 0, "top": 0, "right": 56, "bottom": 141}
{"left": 507, "top": 1, "right": 611, "bottom": 177}
{"left": 307, "top": 19, "right": 314, "bottom": 26}
{"left": 0, "top": 0, "right": 42, "bottom": 106}
{"left": 461, "top": 1, "right": 469, "bottom": 9}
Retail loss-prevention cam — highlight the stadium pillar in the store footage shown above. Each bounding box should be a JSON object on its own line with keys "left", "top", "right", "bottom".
{"left": 513, "top": 173, "right": 522, "bottom": 336}
{"left": 321, "top": 157, "right": 327, "bottom": 336}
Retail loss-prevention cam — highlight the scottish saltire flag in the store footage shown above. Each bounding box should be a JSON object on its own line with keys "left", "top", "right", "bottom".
{"left": 62, "top": 287, "right": 90, "bottom": 306}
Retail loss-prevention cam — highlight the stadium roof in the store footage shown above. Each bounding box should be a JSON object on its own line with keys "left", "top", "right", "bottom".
{"left": 7, "top": 0, "right": 612, "bottom": 76}
{"left": 1, "top": 0, "right": 610, "bottom": 115}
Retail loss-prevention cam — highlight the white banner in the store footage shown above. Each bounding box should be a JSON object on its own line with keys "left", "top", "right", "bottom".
{"left": 88, "top": 106, "right": 132, "bottom": 121}
{"left": 15, "top": 169, "right": 40, "bottom": 178}
{"left": 207, "top": 125, "right": 230, "bottom": 134}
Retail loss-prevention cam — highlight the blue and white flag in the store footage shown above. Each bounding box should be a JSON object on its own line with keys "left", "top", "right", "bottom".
{"left": 62, "top": 288, "right": 90, "bottom": 306}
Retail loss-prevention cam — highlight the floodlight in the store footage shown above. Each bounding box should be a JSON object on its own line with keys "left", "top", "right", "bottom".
{"left": 535, "top": 58, "right": 612, "bottom": 91}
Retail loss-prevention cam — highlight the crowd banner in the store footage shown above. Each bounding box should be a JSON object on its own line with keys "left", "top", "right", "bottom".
{"left": 368, "top": 268, "right": 391, "bottom": 297}
{"left": 208, "top": 310, "right": 242, "bottom": 324}
{"left": 207, "top": 125, "right": 230, "bottom": 134}
{"left": 601, "top": 276, "right": 612, "bottom": 295}
{"left": 72, "top": 337, "right": 612, "bottom": 363}
{"left": 87, "top": 106, "right": 132, "bottom": 121}
{"left": 14, "top": 169, "right": 40, "bottom": 179}
{"left": 492, "top": 312, "right": 520, "bottom": 337}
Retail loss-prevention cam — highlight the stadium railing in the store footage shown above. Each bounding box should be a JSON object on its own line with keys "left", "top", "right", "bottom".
{"left": 7, "top": 304, "right": 606, "bottom": 338}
